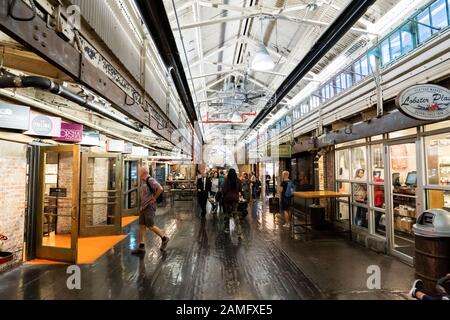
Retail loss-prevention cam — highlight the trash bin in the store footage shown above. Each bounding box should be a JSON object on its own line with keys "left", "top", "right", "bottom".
{"left": 413, "top": 208, "right": 450, "bottom": 293}
{"left": 309, "top": 204, "right": 326, "bottom": 230}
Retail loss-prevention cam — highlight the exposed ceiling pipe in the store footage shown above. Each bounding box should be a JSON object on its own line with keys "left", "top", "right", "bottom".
{"left": 0, "top": 75, "right": 144, "bottom": 132}
{"left": 134, "top": 0, "right": 203, "bottom": 142}
{"left": 240, "top": 0, "right": 376, "bottom": 141}
{"left": 0, "top": 88, "right": 159, "bottom": 151}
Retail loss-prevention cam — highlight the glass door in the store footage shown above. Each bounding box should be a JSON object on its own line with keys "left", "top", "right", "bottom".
{"left": 80, "top": 153, "right": 122, "bottom": 236}
{"left": 36, "top": 145, "right": 80, "bottom": 263}
{"left": 123, "top": 159, "right": 140, "bottom": 216}
{"left": 387, "top": 142, "right": 418, "bottom": 261}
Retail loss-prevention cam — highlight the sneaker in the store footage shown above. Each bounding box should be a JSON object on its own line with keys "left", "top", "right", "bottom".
{"left": 160, "top": 236, "right": 170, "bottom": 251}
{"left": 132, "top": 244, "right": 145, "bottom": 255}
{"left": 282, "top": 223, "right": 290, "bottom": 228}
{"left": 409, "top": 279, "right": 424, "bottom": 299}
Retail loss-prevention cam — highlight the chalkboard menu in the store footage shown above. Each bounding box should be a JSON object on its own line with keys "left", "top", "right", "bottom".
{"left": 155, "top": 165, "right": 166, "bottom": 186}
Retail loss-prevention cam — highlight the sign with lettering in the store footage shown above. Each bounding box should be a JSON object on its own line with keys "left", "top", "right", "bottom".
{"left": 123, "top": 142, "right": 133, "bottom": 154}
{"left": 79, "top": 131, "right": 101, "bottom": 146}
{"left": 267, "top": 144, "right": 292, "bottom": 158}
{"left": 55, "top": 123, "right": 83, "bottom": 142}
{"left": 132, "top": 146, "right": 149, "bottom": 157}
{"left": 106, "top": 139, "right": 124, "bottom": 152}
{"left": 0, "top": 104, "right": 30, "bottom": 130}
{"left": 396, "top": 84, "right": 450, "bottom": 121}
{"left": 25, "top": 113, "right": 61, "bottom": 137}
{"left": 50, "top": 188, "right": 67, "bottom": 197}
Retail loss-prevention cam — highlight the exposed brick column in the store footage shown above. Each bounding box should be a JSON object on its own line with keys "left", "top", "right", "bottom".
{"left": 0, "top": 140, "right": 27, "bottom": 272}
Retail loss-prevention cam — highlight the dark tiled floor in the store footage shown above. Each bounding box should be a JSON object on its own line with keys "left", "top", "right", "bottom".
{"left": 0, "top": 200, "right": 414, "bottom": 300}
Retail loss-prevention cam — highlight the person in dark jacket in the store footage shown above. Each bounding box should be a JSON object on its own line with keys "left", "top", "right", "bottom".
{"left": 197, "top": 172, "right": 212, "bottom": 218}
{"left": 222, "top": 168, "right": 242, "bottom": 237}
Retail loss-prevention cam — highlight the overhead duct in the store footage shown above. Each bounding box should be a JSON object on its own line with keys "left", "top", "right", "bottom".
{"left": 134, "top": 0, "right": 202, "bottom": 142}
{"left": 0, "top": 76, "right": 143, "bottom": 132}
{"left": 241, "top": 0, "right": 376, "bottom": 140}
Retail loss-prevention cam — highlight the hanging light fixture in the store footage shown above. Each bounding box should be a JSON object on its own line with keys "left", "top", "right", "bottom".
{"left": 251, "top": 17, "right": 275, "bottom": 71}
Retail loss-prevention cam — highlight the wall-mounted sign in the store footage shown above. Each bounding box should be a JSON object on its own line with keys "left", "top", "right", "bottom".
{"left": 0, "top": 104, "right": 30, "bottom": 130}
{"left": 267, "top": 144, "right": 291, "bottom": 158}
{"left": 55, "top": 123, "right": 83, "bottom": 142}
{"left": 396, "top": 84, "right": 450, "bottom": 121}
{"left": 25, "top": 113, "right": 61, "bottom": 137}
{"left": 79, "top": 131, "right": 101, "bottom": 146}
{"left": 107, "top": 139, "right": 124, "bottom": 152}
{"left": 132, "top": 146, "right": 149, "bottom": 157}
{"left": 124, "top": 142, "right": 133, "bottom": 154}
{"left": 49, "top": 188, "right": 67, "bottom": 197}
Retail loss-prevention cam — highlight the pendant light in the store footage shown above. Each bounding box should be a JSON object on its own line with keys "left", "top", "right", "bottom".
{"left": 251, "top": 18, "right": 275, "bottom": 71}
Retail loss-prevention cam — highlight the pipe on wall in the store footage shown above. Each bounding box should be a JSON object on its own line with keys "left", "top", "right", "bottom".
{"left": 0, "top": 76, "right": 143, "bottom": 132}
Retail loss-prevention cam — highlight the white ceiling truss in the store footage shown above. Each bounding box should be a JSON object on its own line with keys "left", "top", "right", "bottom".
{"left": 163, "top": 0, "right": 406, "bottom": 144}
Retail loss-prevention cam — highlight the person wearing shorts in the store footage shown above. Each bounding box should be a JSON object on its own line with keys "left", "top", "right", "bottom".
{"left": 132, "top": 166, "right": 169, "bottom": 255}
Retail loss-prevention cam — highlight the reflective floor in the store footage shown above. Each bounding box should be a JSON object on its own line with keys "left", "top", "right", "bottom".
{"left": 0, "top": 200, "right": 415, "bottom": 300}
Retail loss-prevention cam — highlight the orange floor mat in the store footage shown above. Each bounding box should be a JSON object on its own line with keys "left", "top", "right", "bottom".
{"left": 122, "top": 216, "right": 139, "bottom": 227}
{"left": 27, "top": 234, "right": 127, "bottom": 265}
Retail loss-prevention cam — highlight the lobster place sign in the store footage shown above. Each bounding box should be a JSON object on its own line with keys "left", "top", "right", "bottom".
{"left": 396, "top": 84, "right": 450, "bottom": 121}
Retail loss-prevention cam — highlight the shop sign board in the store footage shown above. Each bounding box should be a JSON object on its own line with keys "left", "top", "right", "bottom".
{"left": 132, "top": 146, "right": 149, "bottom": 157}
{"left": 267, "top": 144, "right": 292, "bottom": 158}
{"left": 107, "top": 139, "right": 125, "bottom": 152}
{"left": 396, "top": 84, "right": 450, "bottom": 121}
{"left": 49, "top": 188, "right": 67, "bottom": 197}
{"left": 55, "top": 123, "right": 83, "bottom": 142}
{"left": 79, "top": 131, "right": 101, "bottom": 146}
{"left": 0, "top": 104, "right": 30, "bottom": 130}
{"left": 25, "top": 113, "right": 61, "bottom": 137}
{"left": 123, "top": 142, "right": 133, "bottom": 154}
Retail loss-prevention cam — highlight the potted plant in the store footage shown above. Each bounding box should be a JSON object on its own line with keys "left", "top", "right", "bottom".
{"left": 0, "top": 234, "right": 13, "bottom": 265}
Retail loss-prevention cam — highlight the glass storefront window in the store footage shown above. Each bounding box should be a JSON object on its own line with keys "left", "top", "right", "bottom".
{"left": 353, "top": 205, "right": 368, "bottom": 229}
{"left": 425, "top": 120, "right": 450, "bottom": 131}
{"left": 351, "top": 146, "right": 367, "bottom": 180}
{"left": 381, "top": 39, "right": 391, "bottom": 65}
{"left": 371, "top": 144, "right": 384, "bottom": 181}
{"left": 401, "top": 25, "right": 414, "bottom": 54}
{"left": 371, "top": 135, "right": 384, "bottom": 141}
{"left": 425, "top": 133, "right": 450, "bottom": 185}
{"left": 374, "top": 210, "right": 386, "bottom": 236}
{"left": 372, "top": 185, "right": 385, "bottom": 209}
{"left": 389, "top": 127, "right": 417, "bottom": 139}
{"left": 426, "top": 189, "right": 450, "bottom": 210}
{"left": 337, "top": 182, "right": 351, "bottom": 198}
{"left": 353, "top": 183, "right": 368, "bottom": 204}
{"left": 336, "top": 149, "right": 350, "bottom": 180}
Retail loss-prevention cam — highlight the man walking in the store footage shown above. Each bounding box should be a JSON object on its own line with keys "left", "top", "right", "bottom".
{"left": 132, "top": 166, "right": 169, "bottom": 255}
{"left": 197, "top": 171, "right": 211, "bottom": 218}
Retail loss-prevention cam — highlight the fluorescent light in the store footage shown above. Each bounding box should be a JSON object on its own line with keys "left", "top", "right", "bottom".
{"left": 251, "top": 44, "right": 275, "bottom": 71}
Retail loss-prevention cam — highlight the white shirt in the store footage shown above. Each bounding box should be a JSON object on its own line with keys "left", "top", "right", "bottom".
{"left": 211, "top": 178, "right": 219, "bottom": 192}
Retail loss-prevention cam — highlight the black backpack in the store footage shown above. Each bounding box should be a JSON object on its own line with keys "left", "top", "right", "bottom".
{"left": 145, "top": 177, "right": 164, "bottom": 204}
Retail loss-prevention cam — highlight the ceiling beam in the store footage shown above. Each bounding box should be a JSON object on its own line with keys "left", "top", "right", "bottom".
{"left": 240, "top": 0, "right": 377, "bottom": 141}
{"left": 172, "top": 12, "right": 375, "bottom": 35}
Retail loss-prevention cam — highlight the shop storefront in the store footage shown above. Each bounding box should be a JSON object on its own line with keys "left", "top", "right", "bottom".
{"left": 334, "top": 84, "right": 450, "bottom": 264}
{"left": 0, "top": 102, "right": 152, "bottom": 268}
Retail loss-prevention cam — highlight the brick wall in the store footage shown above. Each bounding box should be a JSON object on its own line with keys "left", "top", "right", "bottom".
{"left": 85, "top": 158, "right": 109, "bottom": 226}
{"left": 56, "top": 152, "right": 73, "bottom": 234}
{"left": 0, "top": 140, "right": 27, "bottom": 272}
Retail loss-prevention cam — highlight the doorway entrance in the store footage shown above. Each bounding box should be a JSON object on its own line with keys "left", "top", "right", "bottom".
{"left": 79, "top": 153, "right": 122, "bottom": 237}
{"left": 387, "top": 141, "right": 418, "bottom": 262}
{"left": 123, "top": 159, "right": 140, "bottom": 216}
{"left": 36, "top": 145, "right": 80, "bottom": 263}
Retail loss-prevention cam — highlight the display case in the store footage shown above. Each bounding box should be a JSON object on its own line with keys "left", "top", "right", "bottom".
{"left": 167, "top": 180, "right": 197, "bottom": 206}
{"left": 392, "top": 187, "right": 417, "bottom": 236}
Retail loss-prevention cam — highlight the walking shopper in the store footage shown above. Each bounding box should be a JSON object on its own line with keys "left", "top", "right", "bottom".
{"left": 279, "top": 170, "right": 294, "bottom": 228}
{"left": 210, "top": 171, "right": 219, "bottom": 214}
{"left": 132, "top": 166, "right": 169, "bottom": 255}
{"left": 222, "top": 168, "right": 242, "bottom": 238}
{"left": 197, "top": 171, "right": 212, "bottom": 218}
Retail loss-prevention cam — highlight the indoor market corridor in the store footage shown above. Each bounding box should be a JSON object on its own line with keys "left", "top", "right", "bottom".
{"left": 0, "top": 202, "right": 415, "bottom": 300}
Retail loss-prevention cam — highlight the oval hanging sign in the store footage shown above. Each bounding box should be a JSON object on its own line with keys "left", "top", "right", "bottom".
{"left": 396, "top": 84, "right": 450, "bottom": 121}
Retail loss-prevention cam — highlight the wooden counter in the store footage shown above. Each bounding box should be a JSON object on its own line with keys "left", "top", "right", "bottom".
{"left": 294, "top": 191, "right": 351, "bottom": 199}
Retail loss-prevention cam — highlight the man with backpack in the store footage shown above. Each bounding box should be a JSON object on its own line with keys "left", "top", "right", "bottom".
{"left": 132, "top": 166, "right": 169, "bottom": 255}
